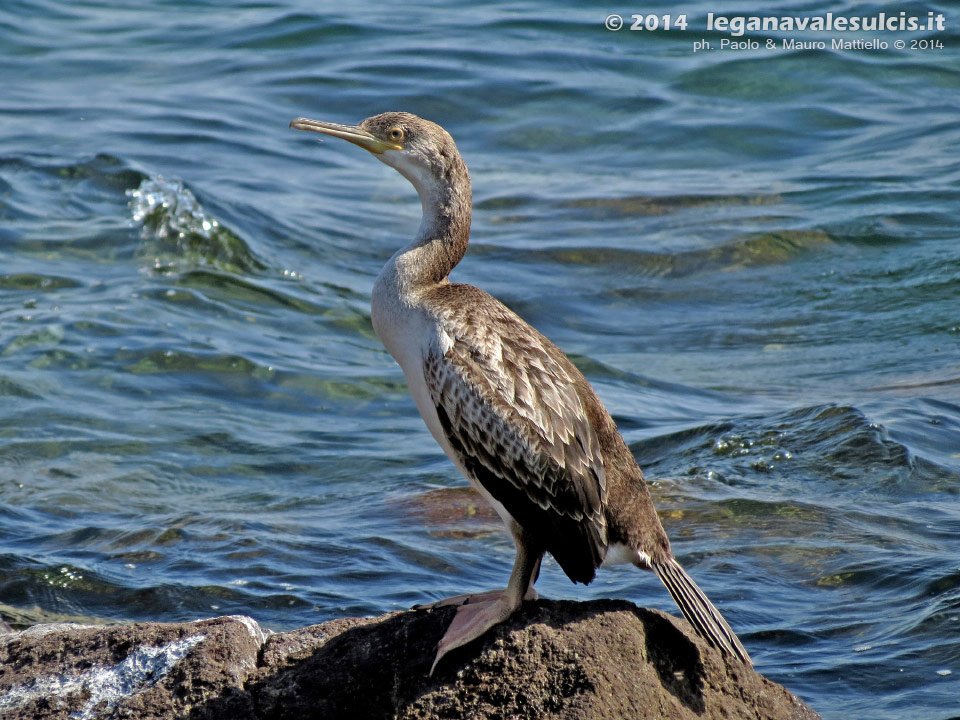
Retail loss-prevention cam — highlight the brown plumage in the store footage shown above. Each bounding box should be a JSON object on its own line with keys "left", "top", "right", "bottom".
{"left": 291, "top": 111, "right": 751, "bottom": 672}
{"left": 423, "top": 283, "right": 607, "bottom": 585}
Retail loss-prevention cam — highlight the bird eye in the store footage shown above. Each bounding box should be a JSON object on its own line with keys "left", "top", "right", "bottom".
{"left": 388, "top": 126, "right": 405, "bottom": 142}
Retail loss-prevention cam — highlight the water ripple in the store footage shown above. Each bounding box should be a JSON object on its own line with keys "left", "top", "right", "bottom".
{"left": 1, "top": 3, "right": 959, "bottom": 718}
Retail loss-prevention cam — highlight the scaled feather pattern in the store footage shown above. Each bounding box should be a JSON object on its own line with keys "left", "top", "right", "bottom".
{"left": 423, "top": 284, "right": 608, "bottom": 583}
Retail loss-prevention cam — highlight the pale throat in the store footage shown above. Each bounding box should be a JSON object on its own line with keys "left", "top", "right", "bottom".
{"left": 377, "top": 150, "right": 470, "bottom": 290}
{"left": 385, "top": 153, "right": 450, "bottom": 244}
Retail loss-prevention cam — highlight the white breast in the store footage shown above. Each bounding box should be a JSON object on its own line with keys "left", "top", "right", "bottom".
{"left": 371, "top": 252, "right": 515, "bottom": 531}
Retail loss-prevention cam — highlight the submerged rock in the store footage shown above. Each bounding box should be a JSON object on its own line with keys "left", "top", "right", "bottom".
{"left": 0, "top": 599, "right": 819, "bottom": 720}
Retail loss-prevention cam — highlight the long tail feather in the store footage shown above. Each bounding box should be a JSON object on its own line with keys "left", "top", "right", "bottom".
{"left": 653, "top": 557, "right": 752, "bottom": 665}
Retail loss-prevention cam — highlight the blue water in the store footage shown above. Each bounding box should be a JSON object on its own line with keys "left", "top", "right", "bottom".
{"left": 1, "top": 1, "right": 959, "bottom": 717}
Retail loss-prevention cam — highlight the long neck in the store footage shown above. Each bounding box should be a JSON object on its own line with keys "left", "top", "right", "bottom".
{"left": 397, "top": 153, "right": 472, "bottom": 288}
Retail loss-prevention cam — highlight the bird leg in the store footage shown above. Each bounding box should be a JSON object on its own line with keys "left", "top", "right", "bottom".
{"left": 428, "top": 535, "right": 542, "bottom": 675}
{"left": 414, "top": 553, "right": 541, "bottom": 610}
{"left": 414, "top": 587, "right": 529, "bottom": 610}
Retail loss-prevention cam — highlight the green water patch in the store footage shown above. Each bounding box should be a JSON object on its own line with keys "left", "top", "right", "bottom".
{"left": 512, "top": 229, "right": 832, "bottom": 278}
{"left": 561, "top": 191, "right": 783, "bottom": 218}
{"left": 676, "top": 53, "right": 834, "bottom": 101}
{"left": 173, "top": 270, "right": 323, "bottom": 315}
{"left": 0, "top": 377, "right": 42, "bottom": 400}
{"left": 112, "top": 345, "right": 390, "bottom": 407}
{"left": 0, "top": 601, "right": 118, "bottom": 631}
{"left": 120, "top": 348, "right": 264, "bottom": 377}
{"left": 0, "top": 274, "right": 81, "bottom": 292}
{"left": 48, "top": 153, "right": 144, "bottom": 193}
{"left": 1, "top": 325, "right": 65, "bottom": 358}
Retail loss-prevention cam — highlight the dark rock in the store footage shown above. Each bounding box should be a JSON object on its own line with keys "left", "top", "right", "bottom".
{"left": 0, "top": 600, "right": 820, "bottom": 720}
{"left": 0, "top": 615, "right": 263, "bottom": 719}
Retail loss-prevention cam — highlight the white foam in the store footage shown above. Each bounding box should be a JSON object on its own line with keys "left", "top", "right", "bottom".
{"left": 126, "top": 176, "right": 220, "bottom": 242}
{"left": 227, "top": 615, "right": 267, "bottom": 645}
{"left": 0, "top": 633, "right": 205, "bottom": 718}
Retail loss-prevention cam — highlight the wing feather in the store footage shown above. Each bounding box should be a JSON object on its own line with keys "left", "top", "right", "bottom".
{"left": 422, "top": 285, "right": 608, "bottom": 583}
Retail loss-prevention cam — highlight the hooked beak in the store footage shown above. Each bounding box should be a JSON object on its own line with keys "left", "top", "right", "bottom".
{"left": 289, "top": 117, "right": 402, "bottom": 154}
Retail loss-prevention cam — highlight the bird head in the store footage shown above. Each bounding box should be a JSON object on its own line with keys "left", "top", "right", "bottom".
{"left": 290, "top": 112, "right": 464, "bottom": 201}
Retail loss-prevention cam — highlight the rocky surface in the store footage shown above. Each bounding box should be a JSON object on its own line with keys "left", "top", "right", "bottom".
{"left": 0, "top": 599, "right": 820, "bottom": 720}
